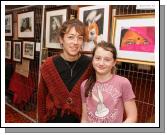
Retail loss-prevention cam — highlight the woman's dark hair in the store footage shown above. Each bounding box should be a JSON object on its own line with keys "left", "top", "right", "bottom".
{"left": 59, "top": 19, "right": 85, "bottom": 39}
{"left": 84, "top": 41, "right": 117, "bottom": 97}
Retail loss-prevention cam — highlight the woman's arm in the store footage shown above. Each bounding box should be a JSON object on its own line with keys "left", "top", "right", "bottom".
{"left": 81, "top": 103, "right": 88, "bottom": 123}
{"left": 123, "top": 99, "right": 137, "bottom": 123}
{"left": 37, "top": 75, "right": 48, "bottom": 122}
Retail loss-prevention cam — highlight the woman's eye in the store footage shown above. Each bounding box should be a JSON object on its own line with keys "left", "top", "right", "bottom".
{"left": 78, "top": 36, "right": 84, "bottom": 41}
{"left": 126, "top": 41, "right": 134, "bottom": 45}
{"left": 143, "top": 39, "right": 149, "bottom": 45}
{"left": 67, "top": 36, "right": 74, "bottom": 40}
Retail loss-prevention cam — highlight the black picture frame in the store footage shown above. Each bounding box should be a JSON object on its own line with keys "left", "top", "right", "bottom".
{"left": 13, "top": 40, "right": 22, "bottom": 63}
{"left": 22, "top": 41, "right": 35, "bottom": 60}
{"left": 45, "top": 8, "right": 68, "bottom": 49}
{"left": 5, "top": 40, "right": 12, "bottom": 59}
{"left": 18, "top": 11, "right": 34, "bottom": 38}
{"left": 5, "top": 14, "right": 13, "bottom": 37}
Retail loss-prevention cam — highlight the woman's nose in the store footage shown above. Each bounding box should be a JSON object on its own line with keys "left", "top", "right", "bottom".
{"left": 73, "top": 37, "right": 78, "bottom": 44}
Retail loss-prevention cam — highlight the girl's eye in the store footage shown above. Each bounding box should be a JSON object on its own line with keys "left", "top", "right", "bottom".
{"left": 104, "top": 58, "right": 112, "bottom": 62}
{"left": 95, "top": 57, "right": 100, "bottom": 60}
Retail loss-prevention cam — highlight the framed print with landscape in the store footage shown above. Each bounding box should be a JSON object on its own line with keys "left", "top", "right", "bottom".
{"left": 23, "top": 41, "right": 35, "bottom": 60}
{"left": 5, "top": 41, "right": 12, "bottom": 59}
{"left": 18, "top": 11, "right": 34, "bottom": 38}
{"left": 13, "top": 41, "right": 22, "bottom": 63}
{"left": 46, "top": 9, "right": 67, "bottom": 49}
{"left": 79, "top": 5, "right": 110, "bottom": 52}
{"left": 5, "top": 14, "right": 12, "bottom": 36}
{"left": 111, "top": 14, "right": 155, "bottom": 65}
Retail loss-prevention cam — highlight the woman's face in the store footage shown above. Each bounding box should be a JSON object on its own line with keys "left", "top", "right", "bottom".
{"left": 60, "top": 27, "right": 84, "bottom": 57}
{"left": 121, "top": 30, "right": 149, "bottom": 47}
{"left": 92, "top": 47, "right": 116, "bottom": 76}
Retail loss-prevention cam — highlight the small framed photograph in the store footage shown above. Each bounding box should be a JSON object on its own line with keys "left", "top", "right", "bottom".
{"left": 79, "top": 5, "right": 110, "bottom": 51}
{"left": 23, "top": 41, "right": 35, "bottom": 60}
{"left": 13, "top": 41, "right": 22, "bottom": 63}
{"left": 5, "top": 14, "right": 12, "bottom": 36}
{"left": 45, "top": 9, "right": 67, "bottom": 49}
{"left": 18, "top": 11, "right": 34, "bottom": 38}
{"left": 5, "top": 41, "right": 12, "bottom": 59}
{"left": 111, "top": 14, "right": 155, "bottom": 64}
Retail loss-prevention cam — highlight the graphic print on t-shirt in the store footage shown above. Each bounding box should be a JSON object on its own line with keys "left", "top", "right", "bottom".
{"left": 86, "top": 82, "right": 122, "bottom": 123}
{"left": 92, "top": 84, "right": 109, "bottom": 117}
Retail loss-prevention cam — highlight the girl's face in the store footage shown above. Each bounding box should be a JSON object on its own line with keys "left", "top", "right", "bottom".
{"left": 92, "top": 47, "right": 116, "bottom": 76}
{"left": 60, "top": 27, "right": 84, "bottom": 57}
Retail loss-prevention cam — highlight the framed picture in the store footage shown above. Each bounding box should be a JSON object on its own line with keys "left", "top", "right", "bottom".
{"left": 79, "top": 5, "right": 110, "bottom": 51}
{"left": 13, "top": 41, "right": 22, "bottom": 63}
{"left": 5, "top": 14, "right": 12, "bottom": 36}
{"left": 5, "top": 41, "right": 12, "bottom": 59}
{"left": 111, "top": 14, "right": 155, "bottom": 64}
{"left": 23, "top": 41, "right": 35, "bottom": 60}
{"left": 18, "top": 11, "right": 34, "bottom": 38}
{"left": 46, "top": 9, "right": 67, "bottom": 49}
{"left": 41, "top": 48, "right": 48, "bottom": 61}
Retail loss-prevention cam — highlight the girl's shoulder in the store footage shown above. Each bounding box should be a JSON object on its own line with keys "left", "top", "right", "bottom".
{"left": 81, "top": 79, "right": 88, "bottom": 87}
{"left": 80, "top": 79, "right": 88, "bottom": 95}
{"left": 113, "top": 75, "right": 131, "bottom": 84}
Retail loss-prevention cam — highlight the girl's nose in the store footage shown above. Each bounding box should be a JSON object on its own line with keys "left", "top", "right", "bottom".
{"left": 99, "top": 59, "right": 104, "bottom": 65}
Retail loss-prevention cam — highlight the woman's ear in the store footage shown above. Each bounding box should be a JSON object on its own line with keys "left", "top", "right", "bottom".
{"left": 59, "top": 37, "right": 64, "bottom": 48}
{"left": 59, "top": 36, "right": 63, "bottom": 44}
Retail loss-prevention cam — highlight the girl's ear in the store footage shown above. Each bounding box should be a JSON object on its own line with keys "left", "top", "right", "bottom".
{"left": 113, "top": 60, "right": 117, "bottom": 66}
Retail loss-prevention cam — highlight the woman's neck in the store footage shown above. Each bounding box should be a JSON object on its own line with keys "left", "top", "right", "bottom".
{"left": 60, "top": 52, "right": 81, "bottom": 62}
{"left": 96, "top": 73, "right": 113, "bottom": 83}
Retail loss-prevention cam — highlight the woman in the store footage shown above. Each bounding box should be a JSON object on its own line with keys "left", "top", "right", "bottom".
{"left": 38, "top": 19, "right": 92, "bottom": 123}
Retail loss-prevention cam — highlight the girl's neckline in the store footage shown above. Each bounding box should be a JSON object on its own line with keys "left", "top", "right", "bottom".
{"left": 96, "top": 74, "right": 115, "bottom": 84}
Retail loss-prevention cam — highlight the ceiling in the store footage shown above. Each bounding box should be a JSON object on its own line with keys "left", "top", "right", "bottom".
{"left": 5, "top": 5, "right": 27, "bottom": 10}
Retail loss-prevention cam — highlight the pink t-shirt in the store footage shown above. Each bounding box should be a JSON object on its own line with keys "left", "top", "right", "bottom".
{"left": 81, "top": 75, "right": 135, "bottom": 123}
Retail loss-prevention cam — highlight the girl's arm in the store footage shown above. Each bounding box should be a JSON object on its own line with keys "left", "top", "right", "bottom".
{"left": 81, "top": 103, "right": 88, "bottom": 123}
{"left": 123, "top": 99, "right": 137, "bottom": 123}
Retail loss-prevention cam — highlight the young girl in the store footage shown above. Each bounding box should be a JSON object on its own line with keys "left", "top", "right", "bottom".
{"left": 81, "top": 41, "right": 137, "bottom": 123}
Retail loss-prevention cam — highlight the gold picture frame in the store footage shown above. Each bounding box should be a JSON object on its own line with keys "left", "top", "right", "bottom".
{"left": 111, "top": 14, "right": 155, "bottom": 65}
